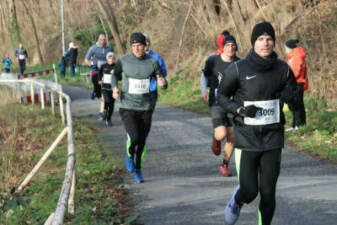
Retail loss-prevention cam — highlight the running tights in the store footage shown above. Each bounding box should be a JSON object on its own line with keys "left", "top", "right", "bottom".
{"left": 102, "top": 90, "right": 114, "bottom": 121}
{"left": 235, "top": 149, "right": 281, "bottom": 225}
{"left": 119, "top": 108, "right": 153, "bottom": 170}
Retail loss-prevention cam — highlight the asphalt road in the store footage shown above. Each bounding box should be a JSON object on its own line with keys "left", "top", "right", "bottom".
{"left": 64, "top": 85, "right": 337, "bottom": 225}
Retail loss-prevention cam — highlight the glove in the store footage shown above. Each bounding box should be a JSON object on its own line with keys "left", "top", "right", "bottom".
{"left": 239, "top": 105, "right": 262, "bottom": 118}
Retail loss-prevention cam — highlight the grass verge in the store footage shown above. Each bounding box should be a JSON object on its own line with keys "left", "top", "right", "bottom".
{"left": 159, "top": 77, "right": 337, "bottom": 162}
{"left": 0, "top": 91, "right": 136, "bottom": 225}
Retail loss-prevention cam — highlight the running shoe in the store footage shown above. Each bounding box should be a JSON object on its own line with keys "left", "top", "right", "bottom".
{"left": 225, "top": 185, "right": 242, "bottom": 225}
{"left": 105, "top": 120, "right": 112, "bottom": 127}
{"left": 212, "top": 137, "right": 221, "bottom": 155}
{"left": 90, "top": 91, "right": 95, "bottom": 100}
{"left": 134, "top": 169, "right": 144, "bottom": 183}
{"left": 219, "top": 164, "right": 232, "bottom": 177}
{"left": 125, "top": 154, "right": 135, "bottom": 173}
{"left": 97, "top": 113, "right": 104, "bottom": 121}
{"left": 285, "top": 126, "right": 299, "bottom": 132}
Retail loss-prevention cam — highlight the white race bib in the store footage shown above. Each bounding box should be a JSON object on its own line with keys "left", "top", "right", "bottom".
{"left": 97, "top": 60, "right": 106, "bottom": 69}
{"left": 244, "top": 99, "right": 280, "bottom": 125}
{"left": 128, "top": 78, "right": 150, "bottom": 94}
{"left": 103, "top": 74, "right": 112, "bottom": 84}
{"left": 19, "top": 54, "right": 25, "bottom": 60}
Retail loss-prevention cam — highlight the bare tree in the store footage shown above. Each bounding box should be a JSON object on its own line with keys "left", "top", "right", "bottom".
{"left": 96, "top": 0, "right": 125, "bottom": 56}
{"left": 21, "top": 0, "right": 44, "bottom": 64}
{"left": 7, "top": 0, "right": 21, "bottom": 47}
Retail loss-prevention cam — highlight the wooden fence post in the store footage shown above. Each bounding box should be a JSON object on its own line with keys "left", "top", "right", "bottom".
{"left": 51, "top": 92, "right": 55, "bottom": 115}
{"left": 40, "top": 87, "right": 45, "bottom": 109}
{"left": 59, "top": 95, "right": 65, "bottom": 124}
{"left": 31, "top": 82, "right": 35, "bottom": 104}
{"left": 17, "top": 128, "right": 68, "bottom": 193}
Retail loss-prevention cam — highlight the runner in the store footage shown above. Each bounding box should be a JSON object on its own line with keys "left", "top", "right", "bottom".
{"left": 112, "top": 32, "right": 167, "bottom": 183}
{"left": 218, "top": 22, "right": 298, "bottom": 225}
{"left": 143, "top": 34, "right": 168, "bottom": 101}
{"left": 84, "top": 34, "right": 113, "bottom": 120}
{"left": 284, "top": 39, "right": 308, "bottom": 131}
{"left": 98, "top": 52, "right": 116, "bottom": 126}
{"left": 14, "top": 43, "right": 28, "bottom": 75}
{"left": 203, "top": 34, "right": 240, "bottom": 176}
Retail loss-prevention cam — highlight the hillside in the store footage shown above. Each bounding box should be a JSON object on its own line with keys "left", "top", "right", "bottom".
{"left": 1, "top": 0, "right": 336, "bottom": 106}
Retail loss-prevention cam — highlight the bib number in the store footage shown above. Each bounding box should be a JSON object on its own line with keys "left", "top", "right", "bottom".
{"left": 19, "top": 54, "right": 25, "bottom": 60}
{"left": 128, "top": 78, "right": 150, "bottom": 94}
{"left": 244, "top": 99, "right": 280, "bottom": 125}
{"left": 103, "top": 74, "right": 112, "bottom": 84}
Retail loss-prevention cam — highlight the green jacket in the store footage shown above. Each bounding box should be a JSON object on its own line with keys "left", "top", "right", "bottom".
{"left": 112, "top": 53, "right": 163, "bottom": 111}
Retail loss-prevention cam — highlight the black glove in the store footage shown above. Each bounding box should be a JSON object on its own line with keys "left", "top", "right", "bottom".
{"left": 239, "top": 105, "right": 262, "bottom": 118}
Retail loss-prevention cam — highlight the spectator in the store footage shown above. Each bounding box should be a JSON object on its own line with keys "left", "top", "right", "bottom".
{"left": 68, "top": 42, "right": 78, "bottom": 77}
{"left": 58, "top": 55, "right": 67, "bottom": 78}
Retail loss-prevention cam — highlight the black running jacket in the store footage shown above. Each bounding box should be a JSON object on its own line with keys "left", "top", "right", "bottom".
{"left": 217, "top": 49, "right": 298, "bottom": 151}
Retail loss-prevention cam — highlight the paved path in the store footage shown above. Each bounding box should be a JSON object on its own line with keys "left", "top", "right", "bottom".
{"left": 64, "top": 85, "right": 337, "bottom": 225}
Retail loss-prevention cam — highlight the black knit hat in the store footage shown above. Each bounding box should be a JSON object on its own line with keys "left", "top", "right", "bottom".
{"left": 223, "top": 35, "right": 237, "bottom": 49}
{"left": 285, "top": 39, "right": 299, "bottom": 49}
{"left": 130, "top": 32, "right": 146, "bottom": 46}
{"left": 251, "top": 22, "right": 275, "bottom": 46}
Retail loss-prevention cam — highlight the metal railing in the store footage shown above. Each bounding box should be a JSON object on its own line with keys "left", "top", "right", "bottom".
{"left": 0, "top": 77, "right": 75, "bottom": 225}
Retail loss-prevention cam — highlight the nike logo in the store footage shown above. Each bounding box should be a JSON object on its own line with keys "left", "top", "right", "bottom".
{"left": 246, "top": 75, "right": 256, "bottom": 80}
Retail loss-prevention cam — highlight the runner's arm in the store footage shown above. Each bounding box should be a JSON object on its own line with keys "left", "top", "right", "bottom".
{"left": 280, "top": 66, "right": 299, "bottom": 104}
{"left": 217, "top": 63, "right": 241, "bottom": 114}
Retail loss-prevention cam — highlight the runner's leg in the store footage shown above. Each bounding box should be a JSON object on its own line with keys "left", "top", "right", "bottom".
{"left": 258, "top": 149, "right": 281, "bottom": 225}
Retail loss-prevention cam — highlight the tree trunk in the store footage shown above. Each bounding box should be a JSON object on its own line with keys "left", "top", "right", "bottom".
{"left": 22, "top": 0, "right": 44, "bottom": 64}
{"left": 7, "top": 0, "right": 21, "bottom": 47}
{"left": 96, "top": 0, "right": 125, "bottom": 56}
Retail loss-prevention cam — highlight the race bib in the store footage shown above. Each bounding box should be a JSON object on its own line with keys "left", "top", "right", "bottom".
{"left": 103, "top": 74, "right": 112, "bottom": 84}
{"left": 244, "top": 99, "right": 280, "bottom": 125}
{"left": 97, "top": 60, "right": 106, "bottom": 69}
{"left": 128, "top": 78, "right": 150, "bottom": 94}
{"left": 19, "top": 54, "right": 25, "bottom": 60}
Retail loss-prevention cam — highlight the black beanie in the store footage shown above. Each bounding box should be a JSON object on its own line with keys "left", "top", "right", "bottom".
{"left": 130, "top": 32, "right": 146, "bottom": 46}
{"left": 223, "top": 35, "right": 237, "bottom": 48}
{"left": 251, "top": 22, "right": 275, "bottom": 46}
{"left": 222, "top": 30, "right": 230, "bottom": 36}
{"left": 285, "top": 39, "right": 299, "bottom": 49}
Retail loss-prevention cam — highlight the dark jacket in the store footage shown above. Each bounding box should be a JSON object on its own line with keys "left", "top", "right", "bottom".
{"left": 98, "top": 63, "right": 115, "bottom": 90}
{"left": 217, "top": 49, "right": 298, "bottom": 151}
{"left": 67, "top": 48, "right": 78, "bottom": 65}
{"left": 203, "top": 55, "right": 240, "bottom": 106}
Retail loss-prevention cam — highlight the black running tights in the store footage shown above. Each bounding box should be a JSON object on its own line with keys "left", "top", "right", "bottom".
{"left": 235, "top": 149, "right": 282, "bottom": 225}
{"left": 119, "top": 108, "right": 153, "bottom": 170}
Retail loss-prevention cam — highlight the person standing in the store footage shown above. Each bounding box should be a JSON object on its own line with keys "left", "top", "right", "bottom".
{"left": 2, "top": 53, "right": 12, "bottom": 73}
{"left": 203, "top": 35, "right": 240, "bottom": 176}
{"left": 68, "top": 42, "right": 78, "bottom": 77}
{"left": 112, "top": 32, "right": 167, "bottom": 183}
{"left": 84, "top": 34, "right": 113, "bottom": 120}
{"left": 285, "top": 39, "right": 308, "bottom": 131}
{"left": 98, "top": 52, "right": 116, "bottom": 126}
{"left": 14, "top": 43, "right": 28, "bottom": 75}
{"left": 218, "top": 22, "right": 298, "bottom": 225}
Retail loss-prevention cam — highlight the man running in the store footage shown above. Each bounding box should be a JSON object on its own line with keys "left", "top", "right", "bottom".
{"left": 98, "top": 52, "right": 116, "bottom": 126}
{"left": 85, "top": 34, "right": 113, "bottom": 120}
{"left": 218, "top": 22, "right": 298, "bottom": 225}
{"left": 14, "top": 43, "right": 28, "bottom": 75}
{"left": 112, "top": 32, "right": 167, "bottom": 183}
{"left": 143, "top": 34, "right": 168, "bottom": 101}
{"left": 203, "top": 34, "right": 240, "bottom": 176}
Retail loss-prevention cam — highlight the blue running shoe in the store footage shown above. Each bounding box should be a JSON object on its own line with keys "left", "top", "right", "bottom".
{"left": 225, "top": 185, "right": 241, "bottom": 225}
{"left": 134, "top": 169, "right": 144, "bottom": 183}
{"left": 90, "top": 91, "right": 95, "bottom": 100}
{"left": 97, "top": 113, "right": 104, "bottom": 121}
{"left": 125, "top": 154, "right": 135, "bottom": 173}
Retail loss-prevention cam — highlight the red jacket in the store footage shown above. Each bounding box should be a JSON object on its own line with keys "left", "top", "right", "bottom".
{"left": 287, "top": 47, "right": 308, "bottom": 91}
{"left": 215, "top": 35, "right": 225, "bottom": 55}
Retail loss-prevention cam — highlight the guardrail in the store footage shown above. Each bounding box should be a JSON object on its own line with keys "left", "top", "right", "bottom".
{"left": 0, "top": 77, "right": 75, "bottom": 225}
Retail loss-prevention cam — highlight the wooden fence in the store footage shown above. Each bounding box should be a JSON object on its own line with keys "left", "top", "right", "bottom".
{"left": 0, "top": 78, "right": 75, "bottom": 225}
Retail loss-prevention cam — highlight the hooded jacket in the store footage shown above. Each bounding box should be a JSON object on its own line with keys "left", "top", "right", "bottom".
{"left": 217, "top": 49, "right": 298, "bottom": 151}
{"left": 287, "top": 47, "right": 308, "bottom": 91}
